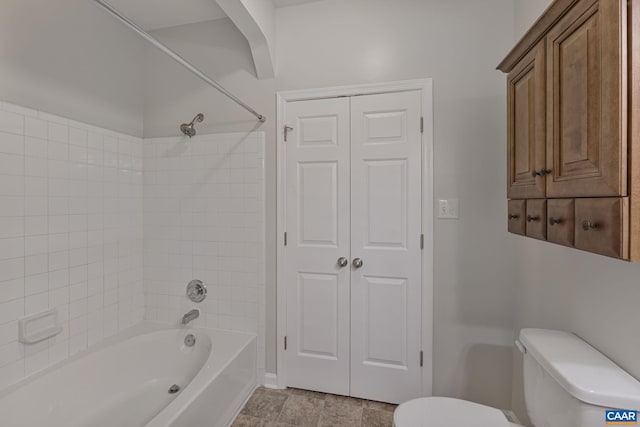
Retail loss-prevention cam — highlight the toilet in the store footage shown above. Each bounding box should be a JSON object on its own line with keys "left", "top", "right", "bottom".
{"left": 394, "top": 328, "right": 640, "bottom": 427}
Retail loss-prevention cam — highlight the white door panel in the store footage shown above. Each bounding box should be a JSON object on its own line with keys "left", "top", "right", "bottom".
{"left": 298, "top": 162, "right": 338, "bottom": 246}
{"left": 285, "top": 98, "right": 350, "bottom": 395}
{"left": 350, "top": 91, "right": 422, "bottom": 403}
{"left": 297, "top": 272, "right": 339, "bottom": 358}
{"left": 364, "top": 159, "right": 408, "bottom": 249}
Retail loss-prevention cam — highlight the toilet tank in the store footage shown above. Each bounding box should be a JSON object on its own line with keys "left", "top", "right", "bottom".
{"left": 520, "top": 329, "right": 640, "bottom": 427}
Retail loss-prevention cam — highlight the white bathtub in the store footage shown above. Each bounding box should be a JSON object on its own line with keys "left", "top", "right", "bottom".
{"left": 0, "top": 322, "right": 257, "bottom": 427}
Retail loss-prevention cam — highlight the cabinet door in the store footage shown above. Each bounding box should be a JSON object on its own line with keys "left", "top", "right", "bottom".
{"left": 574, "top": 198, "right": 629, "bottom": 259}
{"left": 507, "top": 200, "right": 526, "bottom": 235}
{"left": 507, "top": 42, "right": 546, "bottom": 199}
{"left": 546, "top": 0, "right": 626, "bottom": 197}
{"left": 526, "top": 199, "right": 547, "bottom": 240}
{"left": 547, "top": 199, "right": 575, "bottom": 247}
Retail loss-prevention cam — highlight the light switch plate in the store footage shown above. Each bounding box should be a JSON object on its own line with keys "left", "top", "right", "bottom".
{"left": 438, "top": 198, "right": 459, "bottom": 219}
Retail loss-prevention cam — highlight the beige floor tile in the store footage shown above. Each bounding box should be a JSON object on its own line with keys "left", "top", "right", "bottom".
{"left": 241, "top": 389, "right": 289, "bottom": 420}
{"left": 231, "top": 414, "right": 265, "bottom": 427}
{"left": 277, "top": 395, "right": 325, "bottom": 426}
{"left": 318, "top": 399, "right": 363, "bottom": 427}
{"left": 362, "top": 408, "right": 394, "bottom": 427}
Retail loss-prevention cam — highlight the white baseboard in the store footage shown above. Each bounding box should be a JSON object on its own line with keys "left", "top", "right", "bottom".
{"left": 263, "top": 373, "right": 280, "bottom": 389}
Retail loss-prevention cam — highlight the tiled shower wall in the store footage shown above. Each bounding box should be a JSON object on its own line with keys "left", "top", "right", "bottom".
{"left": 142, "top": 132, "right": 265, "bottom": 378}
{"left": 0, "top": 101, "right": 144, "bottom": 389}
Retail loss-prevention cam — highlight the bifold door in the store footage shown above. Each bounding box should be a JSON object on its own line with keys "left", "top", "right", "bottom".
{"left": 284, "top": 90, "right": 423, "bottom": 403}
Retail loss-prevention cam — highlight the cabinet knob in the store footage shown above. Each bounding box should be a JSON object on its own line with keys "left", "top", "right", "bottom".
{"left": 549, "top": 217, "right": 562, "bottom": 226}
{"left": 508, "top": 214, "right": 520, "bottom": 220}
{"left": 352, "top": 258, "right": 364, "bottom": 269}
{"left": 531, "top": 168, "right": 552, "bottom": 178}
{"left": 581, "top": 220, "right": 599, "bottom": 231}
{"left": 527, "top": 215, "right": 539, "bottom": 222}
{"left": 337, "top": 257, "right": 349, "bottom": 268}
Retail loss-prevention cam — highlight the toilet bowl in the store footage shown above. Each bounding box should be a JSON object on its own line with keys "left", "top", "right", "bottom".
{"left": 393, "top": 397, "right": 521, "bottom": 427}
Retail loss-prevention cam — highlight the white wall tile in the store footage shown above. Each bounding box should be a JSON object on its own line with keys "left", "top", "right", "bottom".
{"left": 25, "top": 254, "right": 48, "bottom": 276}
{"left": 0, "top": 299, "right": 24, "bottom": 325}
{"left": 0, "top": 100, "right": 144, "bottom": 389}
{"left": 0, "top": 279, "right": 23, "bottom": 304}
{"left": 25, "top": 118, "right": 47, "bottom": 140}
{"left": 0, "top": 237, "right": 24, "bottom": 260}
{"left": 47, "top": 123, "right": 69, "bottom": 144}
{"left": 0, "top": 110, "right": 24, "bottom": 136}
{"left": 142, "top": 132, "right": 265, "bottom": 379}
{"left": 0, "top": 132, "right": 24, "bottom": 155}
{"left": 0, "top": 217, "right": 24, "bottom": 239}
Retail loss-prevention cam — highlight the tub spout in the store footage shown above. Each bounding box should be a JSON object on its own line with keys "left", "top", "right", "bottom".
{"left": 181, "top": 309, "right": 199, "bottom": 325}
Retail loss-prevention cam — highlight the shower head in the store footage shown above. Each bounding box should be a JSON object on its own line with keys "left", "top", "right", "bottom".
{"left": 180, "top": 113, "right": 204, "bottom": 138}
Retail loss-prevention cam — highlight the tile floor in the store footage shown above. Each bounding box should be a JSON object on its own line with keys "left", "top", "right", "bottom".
{"left": 232, "top": 387, "right": 397, "bottom": 427}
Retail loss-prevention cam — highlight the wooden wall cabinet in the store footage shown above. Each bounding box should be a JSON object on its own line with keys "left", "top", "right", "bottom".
{"left": 498, "top": 0, "right": 637, "bottom": 260}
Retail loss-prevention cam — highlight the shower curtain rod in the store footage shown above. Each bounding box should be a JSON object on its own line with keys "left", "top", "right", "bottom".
{"left": 92, "top": 0, "right": 267, "bottom": 123}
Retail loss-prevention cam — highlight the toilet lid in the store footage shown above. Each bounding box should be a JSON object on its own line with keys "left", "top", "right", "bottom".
{"left": 393, "top": 397, "right": 516, "bottom": 427}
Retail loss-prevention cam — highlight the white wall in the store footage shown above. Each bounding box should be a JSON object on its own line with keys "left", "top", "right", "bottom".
{"left": 514, "top": 0, "right": 550, "bottom": 40}
{"left": 145, "top": 0, "right": 518, "bottom": 407}
{"left": 142, "top": 131, "right": 266, "bottom": 380}
{"left": 511, "top": 0, "right": 640, "bottom": 422}
{"left": 0, "top": 0, "right": 145, "bottom": 136}
{"left": 0, "top": 100, "right": 144, "bottom": 389}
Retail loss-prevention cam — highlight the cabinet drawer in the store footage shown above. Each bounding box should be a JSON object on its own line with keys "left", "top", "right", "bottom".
{"left": 507, "top": 200, "right": 526, "bottom": 235}
{"left": 547, "top": 199, "right": 574, "bottom": 247}
{"left": 575, "top": 198, "right": 629, "bottom": 259}
{"left": 526, "top": 199, "right": 547, "bottom": 240}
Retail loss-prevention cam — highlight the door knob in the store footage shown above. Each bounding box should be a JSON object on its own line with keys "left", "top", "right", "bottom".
{"left": 352, "top": 258, "right": 364, "bottom": 269}
{"left": 337, "top": 257, "right": 349, "bottom": 268}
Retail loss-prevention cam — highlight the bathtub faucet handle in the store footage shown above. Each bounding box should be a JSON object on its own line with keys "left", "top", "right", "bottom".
{"left": 181, "top": 309, "right": 200, "bottom": 325}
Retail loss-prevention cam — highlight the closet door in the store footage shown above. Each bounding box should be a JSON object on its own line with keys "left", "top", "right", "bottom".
{"left": 350, "top": 91, "right": 423, "bottom": 403}
{"left": 284, "top": 98, "right": 351, "bottom": 395}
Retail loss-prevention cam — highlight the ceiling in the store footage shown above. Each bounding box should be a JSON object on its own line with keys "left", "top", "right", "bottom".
{"left": 106, "top": 0, "right": 326, "bottom": 31}
{"left": 107, "top": 0, "right": 227, "bottom": 30}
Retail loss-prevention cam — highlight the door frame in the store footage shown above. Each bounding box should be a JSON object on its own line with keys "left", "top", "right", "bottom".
{"left": 276, "top": 78, "right": 434, "bottom": 396}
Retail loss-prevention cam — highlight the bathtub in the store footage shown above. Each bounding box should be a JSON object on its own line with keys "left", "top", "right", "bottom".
{"left": 0, "top": 322, "right": 257, "bottom": 427}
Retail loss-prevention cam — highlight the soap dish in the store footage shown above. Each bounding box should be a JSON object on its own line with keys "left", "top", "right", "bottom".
{"left": 18, "top": 309, "right": 63, "bottom": 344}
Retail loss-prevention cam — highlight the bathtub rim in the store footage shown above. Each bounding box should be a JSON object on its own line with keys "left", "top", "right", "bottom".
{"left": 0, "top": 321, "right": 256, "bottom": 400}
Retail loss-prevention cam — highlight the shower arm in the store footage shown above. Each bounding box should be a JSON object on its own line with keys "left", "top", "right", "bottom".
{"left": 92, "top": 0, "right": 266, "bottom": 123}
